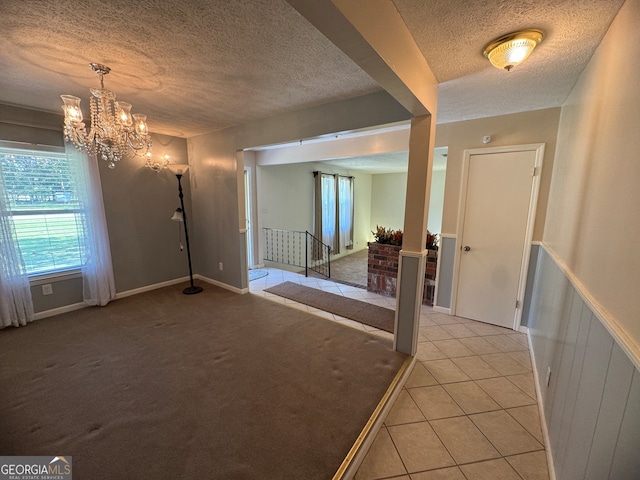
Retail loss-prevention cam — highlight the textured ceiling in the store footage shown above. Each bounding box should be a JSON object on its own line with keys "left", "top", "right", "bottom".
{"left": 393, "top": 0, "right": 625, "bottom": 123}
{"left": 0, "top": 0, "right": 380, "bottom": 137}
{"left": 0, "top": 0, "right": 625, "bottom": 138}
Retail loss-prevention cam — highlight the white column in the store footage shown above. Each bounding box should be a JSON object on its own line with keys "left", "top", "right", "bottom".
{"left": 394, "top": 115, "right": 435, "bottom": 355}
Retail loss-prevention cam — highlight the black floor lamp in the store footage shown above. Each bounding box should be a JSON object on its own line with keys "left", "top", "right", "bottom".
{"left": 167, "top": 164, "right": 203, "bottom": 295}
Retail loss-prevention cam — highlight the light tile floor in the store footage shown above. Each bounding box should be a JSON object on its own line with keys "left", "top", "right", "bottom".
{"left": 249, "top": 268, "right": 549, "bottom": 480}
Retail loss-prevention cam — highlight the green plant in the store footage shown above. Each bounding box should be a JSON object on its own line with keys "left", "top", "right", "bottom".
{"left": 372, "top": 225, "right": 403, "bottom": 246}
{"left": 372, "top": 225, "right": 439, "bottom": 250}
{"left": 426, "top": 231, "right": 439, "bottom": 250}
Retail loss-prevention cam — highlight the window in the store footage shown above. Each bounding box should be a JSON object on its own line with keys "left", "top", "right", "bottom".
{"left": 321, "top": 174, "right": 336, "bottom": 248}
{"left": 314, "top": 172, "right": 354, "bottom": 254}
{"left": 338, "top": 176, "right": 354, "bottom": 251}
{"left": 0, "top": 146, "right": 85, "bottom": 276}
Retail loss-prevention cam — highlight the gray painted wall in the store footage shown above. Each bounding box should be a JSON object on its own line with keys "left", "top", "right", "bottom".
{"left": 31, "top": 277, "right": 83, "bottom": 312}
{"left": 99, "top": 133, "right": 191, "bottom": 293}
{"left": 435, "top": 235, "right": 455, "bottom": 309}
{"left": 188, "top": 128, "right": 244, "bottom": 287}
{"left": 529, "top": 246, "right": 640, "bottom": 479}
{"left": 0, "top": 104, "right": 65, "bottom": 148}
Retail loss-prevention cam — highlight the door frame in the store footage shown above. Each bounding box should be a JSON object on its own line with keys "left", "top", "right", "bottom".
{"left": 451, "top": 143, "right": 545, "bottom": 330}
{"left": 244, "top": 167, "right": 254, "bottom": 269}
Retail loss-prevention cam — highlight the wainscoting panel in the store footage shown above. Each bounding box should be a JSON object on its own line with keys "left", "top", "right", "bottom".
{"left": 586, "top": 344, "right": 635, "bottom": 479}
{"left": 239, "top": 230, "right": 248, "bottom": 290}
{"left": 520, "top": 243, "right": 540, "bottom": 327}
{"left": 435, "top": 235, "right": 455, "bottom": 309}
{"left": 609, "top": 369, "right": 640, "bottom": 479}
{"left": 528, "top": 246, "right": 640, "bottom": 479}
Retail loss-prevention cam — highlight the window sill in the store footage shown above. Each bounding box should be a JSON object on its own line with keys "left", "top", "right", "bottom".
{"left": 29, "top": 268, "right": 82, "bottom": 286}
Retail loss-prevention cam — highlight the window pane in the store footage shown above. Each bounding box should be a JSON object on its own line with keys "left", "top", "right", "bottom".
{"left": 338, "top": 176, "right": 353, "bottom": 249}
{"left": 321, "top": 175, "right": 336, "bottom": 247}
{"left": 13, "top": 212, "right": 84, "bottom": 274}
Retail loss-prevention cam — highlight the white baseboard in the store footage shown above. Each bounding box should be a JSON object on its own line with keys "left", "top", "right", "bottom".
{"left": 527, "top": 331, "right": 557, "bottom": 480}
{"left": 34, "top": 275, "right": 228, "bottom": 320}
{"left": 115, "top": 276, "right": 190, "bottom": 300}
{"left": 195, "top": 274, "right": 248, "bottom": 294}
{"left": 33, "top": 302, "right": 86, "bottom": 321}
{"left": 518, "top": 325, "right": 529, "bottom": 334}
{"left": 432, "top": 306, "right": 451, "bottom": 314}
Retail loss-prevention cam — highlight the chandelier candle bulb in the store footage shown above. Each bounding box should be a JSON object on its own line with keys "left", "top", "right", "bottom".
{"left": 133, "top": 114, "right": 148, "bottom": 135}
{"left": 61, "top": 95, "right": 83, "bottom": 122}
{"left": 116, "top": 102, "right": 133, "bottom": 125}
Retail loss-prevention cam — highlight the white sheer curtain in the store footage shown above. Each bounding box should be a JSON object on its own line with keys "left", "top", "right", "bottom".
{"left": 67, "top": 148, "right": 116, "bottom": 306}
{"left": 338, "top": 176, "right": 354, "bottom": 251}
{"left": 0, "top": 164, "right": 33, "bottom": 328}
{"left": 320, "top": 174, "right": 338, "bottom": 253}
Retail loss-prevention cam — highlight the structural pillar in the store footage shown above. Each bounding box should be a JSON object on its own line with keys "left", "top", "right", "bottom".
{"left": 394, "top": 115, "right": 436, "bottom": 355}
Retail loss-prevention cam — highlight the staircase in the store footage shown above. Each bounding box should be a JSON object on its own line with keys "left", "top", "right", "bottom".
{"left": 262, "top": 228, "right": 331, "bottom": 279}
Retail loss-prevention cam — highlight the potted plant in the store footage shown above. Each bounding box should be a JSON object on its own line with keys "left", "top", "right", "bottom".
{"left": 372, "top": 225, "right": 439, "bottom": 250}
{"left": 368, "top": 225, "right": 439, "bottom": 305}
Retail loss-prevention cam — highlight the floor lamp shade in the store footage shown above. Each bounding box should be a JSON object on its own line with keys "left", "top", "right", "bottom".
{"left": 171, "top": 208, "right": 184, "bottom": 222}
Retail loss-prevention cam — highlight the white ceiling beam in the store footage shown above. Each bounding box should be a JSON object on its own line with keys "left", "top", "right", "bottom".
{"left": 286, "top": 0, "right": 438, "bottom": 117}
{"left": 236, "top": 91, "right": 410, "bottom": 150}
{"left": 254, "top": 126, "right": 410, "bottom": 166}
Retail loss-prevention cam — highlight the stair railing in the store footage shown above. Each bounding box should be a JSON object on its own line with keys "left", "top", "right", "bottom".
{"left": 262, "top": 228, "right": 331, "bottom": 278}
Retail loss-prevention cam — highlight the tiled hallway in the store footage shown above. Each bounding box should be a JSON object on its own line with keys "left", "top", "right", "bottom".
{"left": 250, "top": 268, "right": 549, "bottom": 480}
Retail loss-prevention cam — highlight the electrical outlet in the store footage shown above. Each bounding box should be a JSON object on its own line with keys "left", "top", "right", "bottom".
{"left": 218, "top": 262, "right": 224, "bottom": 271}
{"left": 42, "top": 284, "right": 53, "bottom": 295}
{"left": 546, "top": 366, "right": 552, "bottom": 387}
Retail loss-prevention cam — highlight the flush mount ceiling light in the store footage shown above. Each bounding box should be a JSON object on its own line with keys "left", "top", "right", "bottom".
{"left": 61, "top": 63, "right": 152, "bottom": 169}
{"left": 483, "top": 29, "right": 543, "bottom": 71}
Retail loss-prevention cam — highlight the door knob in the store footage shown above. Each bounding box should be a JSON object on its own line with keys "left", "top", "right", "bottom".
{"left": 464, "top": 246, "right": 471, "bottom": 252}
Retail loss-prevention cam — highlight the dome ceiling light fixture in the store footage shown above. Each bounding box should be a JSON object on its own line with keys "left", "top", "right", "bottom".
{"left": 61, "top": 63, "right": 152, "bottom": 169}
{"left": 483, "top": 29, "right": 544, "bottom": 71}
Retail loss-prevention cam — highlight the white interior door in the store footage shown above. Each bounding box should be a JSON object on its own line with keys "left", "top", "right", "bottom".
{"left": 455, "top": 148, "right": 539, "bottom": 329}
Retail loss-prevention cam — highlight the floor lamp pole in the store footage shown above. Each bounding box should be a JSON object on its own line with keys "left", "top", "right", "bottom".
{"left": 175, "top": 173, "right": 203, "bottom": 295}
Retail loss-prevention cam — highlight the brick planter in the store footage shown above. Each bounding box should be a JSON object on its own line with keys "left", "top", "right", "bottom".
{"left": 367, "top": 242, "right": 437, "bottom": 306}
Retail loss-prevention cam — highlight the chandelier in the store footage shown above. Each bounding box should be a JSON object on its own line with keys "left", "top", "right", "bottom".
{"left": 144, "top": 153, "right": 170, "bottom": 172}
{"left": 61, "top": 63, "right": 152, "bottom": 169}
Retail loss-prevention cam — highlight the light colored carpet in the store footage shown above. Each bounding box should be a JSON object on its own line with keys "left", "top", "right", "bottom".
{"left": 0, "top": 283, "right": 407, "bottom": 479}
{"left": 264, "top": 281, "right": 395, "bottom": 333}
{"left": 326, "top": 249, "right": 368, "bottom": 288}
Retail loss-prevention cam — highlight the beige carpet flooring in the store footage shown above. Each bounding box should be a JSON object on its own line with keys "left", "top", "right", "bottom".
{"left": 0, "top": 283, "right": 407, "bottom": 479}
{"left": 326, "top": 249, "right": 368, "bottom": 288}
